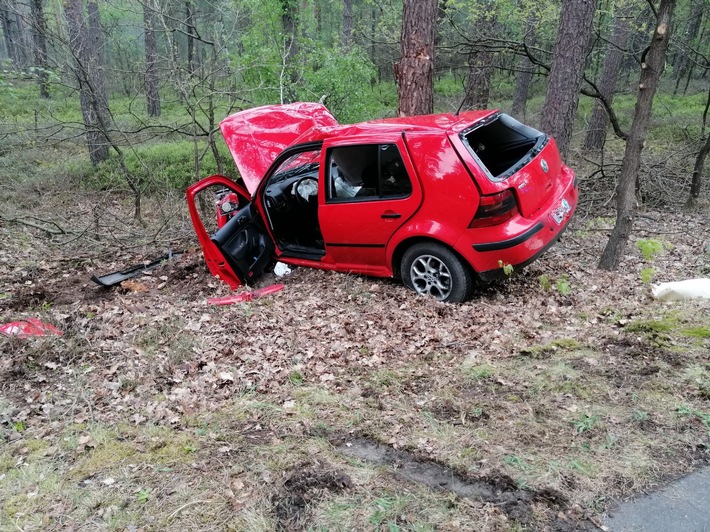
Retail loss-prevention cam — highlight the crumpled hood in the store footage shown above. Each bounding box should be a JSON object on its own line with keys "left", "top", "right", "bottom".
{"left": 219, "top": 102, "right": 339, "bottom": 194}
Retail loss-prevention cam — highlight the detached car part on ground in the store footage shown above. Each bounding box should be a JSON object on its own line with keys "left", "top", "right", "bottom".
{"left": 187, "top": 103, "right": 577, "bottom": 303}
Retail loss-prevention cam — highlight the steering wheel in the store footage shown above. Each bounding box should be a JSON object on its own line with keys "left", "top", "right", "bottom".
{"left": 293, "top": 177, "right": 318, "bottom": 205}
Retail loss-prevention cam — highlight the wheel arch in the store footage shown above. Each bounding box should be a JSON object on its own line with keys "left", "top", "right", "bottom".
{"left": 390, "top": 236, "right": 477, "bottom": 280}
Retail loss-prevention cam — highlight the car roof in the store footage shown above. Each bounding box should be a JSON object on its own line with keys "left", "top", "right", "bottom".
{"left": 219, "top": 103, "right": 499, "bottom": 194}
{"left": 294, "top": 109, "right": 498, "bottom": 144}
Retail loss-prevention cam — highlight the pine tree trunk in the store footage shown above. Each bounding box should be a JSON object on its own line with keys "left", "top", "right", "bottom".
{"left": 511, "top": 12, "right": 537, "bottom": 119}
{"left": 395, "top": 0, "right": 437, "bottom": 116}
{"left": 186, "top": 1, "right": 196, "bottom": 75}
{"left": 30, "top": 0, "right": 50, "bottom": 98}
{"left": 280, "top": 0, "right": 298, "bottom": 100}
{"left": 540, "top": 0, "right": 597, "bottom": 158}
{"left": 463, "top": 47, "right": 495, "bottom": 109}
{"left": 1, "top": 5, "right": 20, "bottom": 67}
{"left": 584, "top": 6, "right": 632, "bottom": 151}
{"left": 87, "top": 1, "right": 108, "bottom": 119}
{"left": 673, "top": 0, "right": 703, "bottom": 95}
{"left": 144, "top": 1, "right": 161, "bottom": 117}
{"left": 342, "top": 0, "right": 353, "bottom": 51}
{"left": 462, "top": 6, "right": 497, "bottom": 110}
{"left": 687, "top": 134, "right": 709, "bottom": 206}
{"left": 64, "top": 0, "right": 110, "bottom": 166}
{"left": 599, "top": 0, "right": 675, "bottom": 271}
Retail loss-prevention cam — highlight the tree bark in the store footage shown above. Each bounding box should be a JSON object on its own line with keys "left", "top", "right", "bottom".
{"left": 688, "top": 83, "right": 710, "bottom": 205}
{"left": 185, "top": 1, "right": 196, "bottom": 75}
{"left": 86, "top": 1, "right": 108, "bottom": 116}
{"left": 30, "top": 0, "right": 50, "bottom": 98}
{"left": 673, "top": 0, "right": 703, "bottom": 95}
{"left": 64, "top": 0, "right": 110, "bottom": 165}
{"left": 395, "top": 0, "right": 437, "bottom": 116}
{"left": 462, "top": 4, "right": 497, "bottom": 110}
{"left": 511, "top": 11, "right": 537, "bottom": 119}
{"left": 144, "top": 0, "right": 161, "bottom": 117}
{"left": 1, "top": 4, "right": 20, "bottom": 67}
{"left": 280, "top": 0, "right": 298, "bottom": 101}
{"left": 687, "top": 134, "right": 709, "bottom": 207}
{"left": 584, "top": 6, "right": 632, "bottom": 151}
{"left": 342, "top": 0, "right": 353, "bottom": 51}
{"left": 599, "top": 0, "right": 675, "bottom": 271}
{"left": 540, "top": 0, "right": 597, "bottom": 158}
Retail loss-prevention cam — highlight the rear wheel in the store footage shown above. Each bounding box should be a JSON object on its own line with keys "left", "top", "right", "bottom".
{"left": 401, "top": 243, "right": 473, "bottom": 303}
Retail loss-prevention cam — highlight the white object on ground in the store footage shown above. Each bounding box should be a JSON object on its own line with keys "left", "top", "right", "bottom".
{"left": 651, "top": 278, "right": 710, "bottom": 301}
{"left": 273, "top": 262, "right": 292, "bottom": 277}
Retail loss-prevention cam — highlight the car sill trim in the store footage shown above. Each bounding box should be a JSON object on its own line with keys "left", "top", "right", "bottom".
{"left": 472, "top": 222, "right": 544, "bottom": 252}
{"left": 326, "top": 242, "right": 385, "bottom": 248}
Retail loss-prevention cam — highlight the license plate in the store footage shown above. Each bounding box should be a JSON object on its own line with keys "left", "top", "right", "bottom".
{"left": 551, "top": 199, "right": 571, "bottom": 225}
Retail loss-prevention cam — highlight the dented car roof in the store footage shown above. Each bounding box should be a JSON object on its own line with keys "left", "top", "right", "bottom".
{"left": 219, "top": 103, "right": 339, "bottom": 194}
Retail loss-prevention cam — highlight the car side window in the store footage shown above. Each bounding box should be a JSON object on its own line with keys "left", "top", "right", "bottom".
{"left": 327, "top": 144, "right": 412, "bottom": 202}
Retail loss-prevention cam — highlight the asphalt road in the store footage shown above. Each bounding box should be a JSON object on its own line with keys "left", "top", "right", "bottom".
{"left": 604, "top": 466, "right": 710, "bottom": 532}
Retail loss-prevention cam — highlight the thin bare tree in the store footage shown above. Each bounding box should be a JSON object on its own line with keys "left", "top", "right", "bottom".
{"left": 599, "top": 0, "right": 676, "bottom": 270}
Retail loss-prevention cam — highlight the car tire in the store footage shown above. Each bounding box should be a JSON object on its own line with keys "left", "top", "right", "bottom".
{"left": 401, "top": 243, "right": 474, "bottom": 303}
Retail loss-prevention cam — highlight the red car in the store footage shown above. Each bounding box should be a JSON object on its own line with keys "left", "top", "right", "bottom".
{"left": 187, "top": 103, "right": 577, "bottom": 302}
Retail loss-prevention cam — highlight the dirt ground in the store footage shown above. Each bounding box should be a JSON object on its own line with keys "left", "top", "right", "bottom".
{"left": 1, "top": 188, "right": 708, "bottom": 531}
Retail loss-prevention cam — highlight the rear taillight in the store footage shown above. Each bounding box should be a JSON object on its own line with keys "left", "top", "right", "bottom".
{"left": 469, "top": 189, "right": 518, "bottom": 228}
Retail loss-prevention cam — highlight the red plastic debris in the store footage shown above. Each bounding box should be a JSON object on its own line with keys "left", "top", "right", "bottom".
{"left": 208, "top": 283, "right": 285, "bottom": 306}
{"left": 0, "top": 318, "right": 63, "bottom": 338}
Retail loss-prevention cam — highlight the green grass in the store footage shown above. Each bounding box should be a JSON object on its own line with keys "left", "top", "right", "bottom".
{"left": 73, "top": 139, "right": 238, "bottom": 192}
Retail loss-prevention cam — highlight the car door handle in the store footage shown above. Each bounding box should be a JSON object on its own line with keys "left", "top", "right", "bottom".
{"left": 381, "top": 212, "right": 401, "bottom": 219}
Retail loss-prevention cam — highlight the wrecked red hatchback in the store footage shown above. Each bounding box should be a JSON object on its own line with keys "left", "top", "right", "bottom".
{"left": 187, "top": 103, "right": 577, "bottom": 302}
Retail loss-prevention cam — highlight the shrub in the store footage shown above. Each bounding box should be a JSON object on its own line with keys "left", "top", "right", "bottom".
{"left": 78, "top": 140, "right": 237, "bottom": 193}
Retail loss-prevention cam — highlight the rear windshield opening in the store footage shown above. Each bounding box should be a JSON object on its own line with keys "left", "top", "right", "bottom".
{"left": 462, "top": 113, "right": 546, "bottom": 181}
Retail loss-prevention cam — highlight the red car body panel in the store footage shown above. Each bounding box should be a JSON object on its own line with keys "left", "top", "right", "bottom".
{"left": 220, "top": 102, "right": 338, "bottom": 194}
{"left": 314, "top": 132, "right": 424, "bottom": 275}
{"left": 189, "top": 104, "right": 578, "bottom": 295}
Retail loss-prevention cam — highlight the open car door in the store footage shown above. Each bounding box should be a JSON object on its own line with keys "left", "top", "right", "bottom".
{"left": 187, "top": 175, "right": 274, "bottom": 289}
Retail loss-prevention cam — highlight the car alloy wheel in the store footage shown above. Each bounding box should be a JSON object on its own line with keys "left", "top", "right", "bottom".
{"left": 410, "top": 254, "right": 452, "bottom": 300}
{"left": 401, "top": 243, "right": 474, "bottom": 303}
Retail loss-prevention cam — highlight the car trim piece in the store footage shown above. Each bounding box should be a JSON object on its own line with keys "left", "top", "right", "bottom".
{"left": 472, "top": 222, "right": 544, "bottom": 252}
{"left": 325, "top": 242, "right": 386, "bottom": 248}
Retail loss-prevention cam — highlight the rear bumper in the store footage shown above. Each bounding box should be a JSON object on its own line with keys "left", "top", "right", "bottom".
{"left": 453, "top": 178, "right": 578, "bottom": 280}
{"left": 476, "top": 220, "right": 571, "bottom": 282}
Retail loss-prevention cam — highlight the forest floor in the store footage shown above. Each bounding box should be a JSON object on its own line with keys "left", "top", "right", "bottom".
{"left": 1, "top": 186, "right": 709, "bottom": 531}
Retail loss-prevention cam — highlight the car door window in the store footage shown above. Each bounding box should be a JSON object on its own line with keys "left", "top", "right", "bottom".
{"left": 327, "top": 144, "right": 412, "bottom": 202}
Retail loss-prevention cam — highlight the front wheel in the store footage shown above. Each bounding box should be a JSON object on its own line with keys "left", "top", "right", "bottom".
{"left": 401, "top": 243, "right": 474, "bottom": 303}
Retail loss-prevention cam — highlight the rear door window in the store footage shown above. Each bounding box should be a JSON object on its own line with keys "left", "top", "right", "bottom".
{"left": 327, "top": 144, "right": 412, "bottom": 202}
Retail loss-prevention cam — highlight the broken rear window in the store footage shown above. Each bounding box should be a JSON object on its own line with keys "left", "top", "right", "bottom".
{"left": 461, "top": 113, "right": 547, "bottom": 182}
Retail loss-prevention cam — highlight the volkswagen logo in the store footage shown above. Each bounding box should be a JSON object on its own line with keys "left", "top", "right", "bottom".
{"left": 540, "top": 159, "right": 549, "bottom": 173}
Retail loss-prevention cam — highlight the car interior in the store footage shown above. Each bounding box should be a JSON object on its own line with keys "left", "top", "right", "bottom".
{"left": 462, "top": 113, "right": 546, "bottom": 180}
{"left": 261, "top": 151, "right": 325, "bottom": 257}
